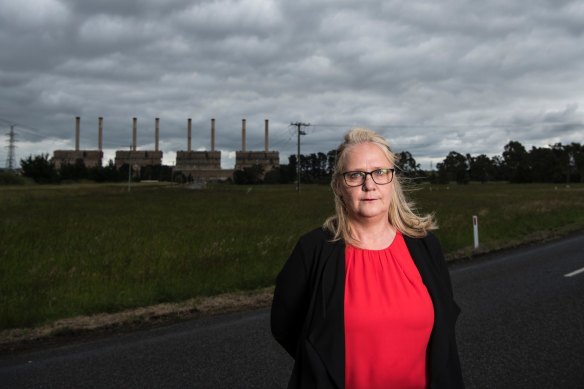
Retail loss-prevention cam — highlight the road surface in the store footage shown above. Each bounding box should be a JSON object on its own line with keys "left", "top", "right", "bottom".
{"left": 1, "top": 233, "right": 583, "bottom": 388}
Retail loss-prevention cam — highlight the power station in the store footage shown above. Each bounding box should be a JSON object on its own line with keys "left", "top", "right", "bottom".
{"left": 173, "top": 118, "right": 229, "bottom": 181}
{"left": 51, "top": 116, "right": 280, "bottom": 181}
{"left": 113, "top": 117, "right": 163, "bottom": 169}
{"left": 52, "top": 117, "right": 103, "bottom": 169}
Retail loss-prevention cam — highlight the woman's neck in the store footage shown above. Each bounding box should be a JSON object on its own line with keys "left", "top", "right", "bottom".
{"left": 349, "top": 218, "right": 396, "bottom": 250}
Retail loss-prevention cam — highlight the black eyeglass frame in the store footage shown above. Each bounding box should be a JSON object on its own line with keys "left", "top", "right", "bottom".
{"left": 340, "top": 168, "right": 396, "bottom": 187}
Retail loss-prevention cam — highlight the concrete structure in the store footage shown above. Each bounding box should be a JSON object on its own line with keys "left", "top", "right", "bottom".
{"left": 173, "top": 118, "right": 230, "bottom": 182}
{"left": 114, "top": 150, "right": 163, "bottom": 169}
{"left": 175, "top": 150, "right": 221, "bottom": 170}
{"left": 50, "top": 116, "right": 283, "bottom": 181}
{"left": 52, "top": 116, "right": 103, "bottom": 169}
{"left": 114, "top": 117, "right": 163, "bottom": 168}
{"left": 52, "top": 150, "right": 103, "bottom": 169}
{"left": 235, "top": 119, "right": 280, "bottom": 172}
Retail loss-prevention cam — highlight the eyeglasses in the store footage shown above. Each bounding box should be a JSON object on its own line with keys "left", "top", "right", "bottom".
{"left": 341, "top": 168, "right": 395, "bottom": 187}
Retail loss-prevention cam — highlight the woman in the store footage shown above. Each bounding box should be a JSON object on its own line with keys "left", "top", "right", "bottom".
{"left": 271, "top": 128, "right": 464, "bottom": 388}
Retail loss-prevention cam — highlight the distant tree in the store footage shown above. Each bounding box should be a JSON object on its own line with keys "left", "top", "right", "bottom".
{"left": 569, "top": 143, "right": 584, "bottom": 182}
{"left": 316, "top": 152, "right": 328, "bottom": 182}
{"left": 437, "top": 151, "right": 469, "bottom": 184}
{"left": 396, "top": 151, "right": 421, "bottom": 178}
{"left": 20, "top": 154, "right": 58, "bottom": 184}
{"left": 233, "top": 164, "right": 264, "bottom": 184}
{"left": 468, "top": 154, "right": 495, "bottom": 183}
{"left": 92, "top": 160, "right": 121, "bottom": 182}
{"left": 502, "top": 140, "right": 531, "bottom": 182}
{"left": 551, "top": 142, "right": 577, "bottom": 184}
{"left": 308, "top": 152, "right": 329, "bottom": 183}
{"left": 288, "top": 154, "right": 298, "bottom": 183}
{"left": 490, "top": 155, "right": 506, "bottom": 181}
{"left": 158, "top": 165, "right": 173, "bottom": 182}
{"left": 139, "top": 165, "right": 172, "bottom": 181}
{"left": 118, "top": 163, "right": 136, "bottom": 183}
{"left": 275, "top": 163, "right": 295, "bottom": 184}
{"left": 297, "top": 154, "right": 313, "bottom": 184}
{"left": 326, "top": 149, "right": 337, "bottom": 175}
{"left": 59, "top": 159, "right": 88, "bottom": 181}
{"left": 263, "top": 168, "right": 280, "bottom": 184}
{"left": 528, "top": 146, "right": 561, "bottom": 183}
{"left": 433, "top": 165, "right": 450, "bottom": 184}
{"left": 173, "top": 171, "right": 187, "bottom": 183}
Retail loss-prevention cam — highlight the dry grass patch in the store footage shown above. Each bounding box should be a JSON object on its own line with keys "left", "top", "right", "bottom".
{"left": 0, "top": 287, "right": 274, "bottom": 353}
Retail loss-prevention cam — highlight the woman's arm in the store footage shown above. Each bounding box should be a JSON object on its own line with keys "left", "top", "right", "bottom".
{"left": 271, "top": 240, "right": 310, "bottom": 358}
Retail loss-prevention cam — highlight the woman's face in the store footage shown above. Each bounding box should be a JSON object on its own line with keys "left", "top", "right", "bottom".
{"left": 339, "top": 142, "right": 394, "bottom": 223}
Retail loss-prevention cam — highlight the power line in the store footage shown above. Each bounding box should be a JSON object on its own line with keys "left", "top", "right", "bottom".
{"left": 0, "top": 117, "right": 48, "bottom": 138}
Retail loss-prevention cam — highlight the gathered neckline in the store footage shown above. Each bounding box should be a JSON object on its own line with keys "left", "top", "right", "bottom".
{"left": 348, "top": 231, "right": 401, "bottom": 252}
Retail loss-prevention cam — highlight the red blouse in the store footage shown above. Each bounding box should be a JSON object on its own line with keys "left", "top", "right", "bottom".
{"left": 344, "top": 232, "right": 434, "bottom": 389}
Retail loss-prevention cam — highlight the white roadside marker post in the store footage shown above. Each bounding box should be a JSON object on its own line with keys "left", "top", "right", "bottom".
{"left": 473, "top": 215, "right": 479, "bottom": 249}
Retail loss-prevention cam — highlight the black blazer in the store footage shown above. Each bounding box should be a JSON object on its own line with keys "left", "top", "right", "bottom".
{"left": 271, "top": 227, "right": 464, "bottom": 389}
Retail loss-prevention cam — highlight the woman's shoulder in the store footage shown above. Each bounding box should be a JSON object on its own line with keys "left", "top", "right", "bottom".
{"left": 297, "top": 226, "right": 336, "bottom": 247}
{"left": 404, "top": 229, "right": 439, "bottom": 242}
{"left": 403, "top": 230, "right": 443, "bottom": 253}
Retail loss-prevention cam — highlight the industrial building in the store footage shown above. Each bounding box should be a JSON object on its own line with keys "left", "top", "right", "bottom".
{"left": 51, "top": 116, "right": 281, "bottom": 182}
{"left": 234, "top": 119, "right": 280, "bottom": 172}
{"left": 173, "top": 118, "right": 231, "bottom": 182}
{"left": 52, "top": 117, "right": 104, "bottom": 169}
{"left": 114, "top": 117, "right": 163, "bottom": 169}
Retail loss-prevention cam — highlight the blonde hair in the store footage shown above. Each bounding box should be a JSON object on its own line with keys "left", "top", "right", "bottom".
{"left": 323, "top": 128, "right": 437, "bottom": 244}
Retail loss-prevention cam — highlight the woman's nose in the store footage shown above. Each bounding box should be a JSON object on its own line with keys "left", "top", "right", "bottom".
{"left": 361, "top": 174, "right": 376, "bottom": 191}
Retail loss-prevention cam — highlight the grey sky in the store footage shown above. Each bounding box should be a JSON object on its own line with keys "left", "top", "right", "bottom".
{"left": 1, "top": 0, "right": 583, "bottom": 169}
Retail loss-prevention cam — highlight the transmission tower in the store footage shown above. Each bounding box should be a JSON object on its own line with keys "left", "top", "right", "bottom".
{"left": 5, "top": 125, "right": 16, "bottom": 171}
{"left": 291, "top": 122, "right": 310, "bottom": 192}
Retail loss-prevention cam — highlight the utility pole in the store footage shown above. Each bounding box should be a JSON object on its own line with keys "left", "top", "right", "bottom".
{"left": 5, "top": 125, "right": 16, "bottom": 171}
{"left": 291, "top": 122, "right": 310, "bottom": 192}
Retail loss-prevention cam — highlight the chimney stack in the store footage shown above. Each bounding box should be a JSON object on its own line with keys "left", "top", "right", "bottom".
{"left": 242, "top": 118, "right": 246, "bottom": 152}
{"left": 211, "top": 118, "right": 216, "bottom": 152}
{"left": 155, "top": 117, "right": 160, "bottom": 152}
{"left": 264, "top": 119, "right": 269, "bottom": 152}
{"left": 132, "top": 117, "right": 137, "bottom": 151}
{"left": 187, "top": 118, "right": 192, "bottom": 152}
{"left": 98, "top": 117, "right": 103, "bottom": 151}
{"left": 75, "top": 116, "right": 80, "bottom": 151}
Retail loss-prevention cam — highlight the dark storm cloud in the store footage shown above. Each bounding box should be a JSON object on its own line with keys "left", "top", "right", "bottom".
{"left": 0, "top": 0, "right": 583, "bottom": 168}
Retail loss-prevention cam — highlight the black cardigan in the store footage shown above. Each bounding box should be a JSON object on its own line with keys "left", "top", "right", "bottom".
{"left": 271, "top": 227, "right": 464, "bottom": 389}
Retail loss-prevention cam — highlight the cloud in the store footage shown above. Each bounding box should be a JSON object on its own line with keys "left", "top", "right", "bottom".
{"left": 1, "top": 0, "right": 583, "bottom": 170}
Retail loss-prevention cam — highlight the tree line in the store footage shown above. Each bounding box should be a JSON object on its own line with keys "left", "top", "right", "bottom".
{"left": 6, "top": 140, "right": 584, "bottom": 185}
{"left": 434, "top": 141, "right": 584, "bottom": 184}
{"left": 14, "top": 154, "right": 172, "bottom": 184}
{"left": 234, "top": 140, "right": 584, "bottom": 185}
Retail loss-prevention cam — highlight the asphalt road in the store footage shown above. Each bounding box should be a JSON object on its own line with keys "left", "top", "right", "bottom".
{"left": 1, "top": 233, "right": 583, "bottom": 388}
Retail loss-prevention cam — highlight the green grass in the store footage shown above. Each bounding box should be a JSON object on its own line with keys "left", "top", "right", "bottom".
{"left": 1, "top": 181, "right": 584, "bottom": 330}
{"left": 411, "top": 182, "right": 584, "bottom": 255}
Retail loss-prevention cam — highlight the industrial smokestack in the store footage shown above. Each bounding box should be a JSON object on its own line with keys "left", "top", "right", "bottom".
{"left": 264, "top": 119, "right": 269, "bottom": 152}
{"left": 211, "top": 118, "right": 216, "bottom": 152}
{"left": 132, "top": 117, "right": 137, "bottom": 151}
{"left": 75, "top": 116, "right": 80, "bottom": 151}
{"left": 98, "top": 117, "right": 103, "bottom": 151}
{"left": 188, "top": 118, "right": 192, "bottom": 152}
{"left": 155, "top": 117, "right": 160, "bottom": 152}
{"left": 242, "top": 118, "right": 246, "bottom": 152}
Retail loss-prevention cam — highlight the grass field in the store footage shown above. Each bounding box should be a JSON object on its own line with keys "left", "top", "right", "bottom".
{"left": 1, "top": 181, "right": 584, "bottom": 330}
